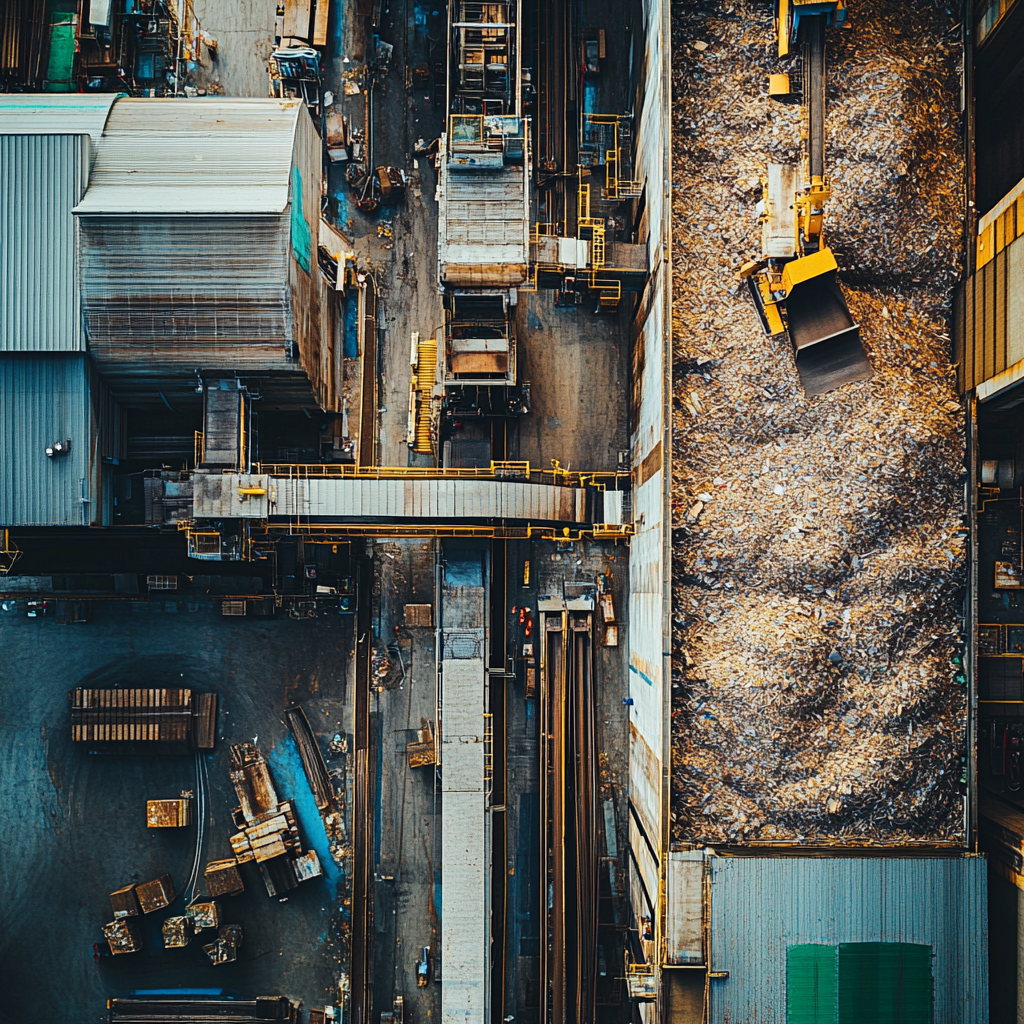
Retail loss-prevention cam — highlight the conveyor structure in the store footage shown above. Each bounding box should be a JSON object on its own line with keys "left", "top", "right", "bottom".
{"left": 174, "top": 464, "right": 631, "bottom": 558}
{"left": 437, "top": 0, "right": 531, "bottom": 420}
{"left": 438, "top": 542, "right": 491, "bottom": 1024}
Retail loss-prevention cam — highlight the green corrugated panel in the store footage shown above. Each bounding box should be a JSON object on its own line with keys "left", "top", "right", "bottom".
{"left": 787, "top": 944, "right": 838, "bottom": 1024}
{"left": 291, "top": 167, "right": 311, "bottom": 273}
{"left": 838, "top": 943, "right": 933, "bottom": 1024}
{"left": 44, "top": 15, "right": 77, "bottom": 92}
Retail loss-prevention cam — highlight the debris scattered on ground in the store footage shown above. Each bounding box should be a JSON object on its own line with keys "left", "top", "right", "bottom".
{"left": 670, "top": 0, "right": 967, "bottom": 846}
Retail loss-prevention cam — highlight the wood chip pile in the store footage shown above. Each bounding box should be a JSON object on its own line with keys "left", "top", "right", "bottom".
{"left": 670, "top": 0, "right": 968, "bottom": 846}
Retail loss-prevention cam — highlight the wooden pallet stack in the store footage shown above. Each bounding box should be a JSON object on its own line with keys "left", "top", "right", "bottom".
{"left": 68, "top": 687, "right": 217, "bottom": 752}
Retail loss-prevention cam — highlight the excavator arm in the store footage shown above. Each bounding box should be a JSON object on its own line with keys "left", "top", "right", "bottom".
{"left": 742, "top": 1, "right": 871, "bottom": 397}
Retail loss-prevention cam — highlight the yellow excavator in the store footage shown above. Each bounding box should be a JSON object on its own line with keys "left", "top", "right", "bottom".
{"left": 739, "top": 0, "right": 872, "bottom": 397}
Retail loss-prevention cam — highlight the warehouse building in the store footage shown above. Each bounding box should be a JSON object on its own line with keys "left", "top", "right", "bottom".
{"left": 0, "top": 111, "right": 126, "bottom": 527}
{"left": 665, "top": 854, "right": 988, "bottom": 1024}
{"left": 0, "top": 92, "right": 343, "bottom": 413}
{"left": 0, "top": 354, "right": 123, "bottom": 527}
{"left": 0, "top": 93, "right": 352, "bottom": 527}
{"left": 72, "top": 97, "right": 330, "bottom": 409}
{"left": 952, "top": 0, "right": 1024, "bottom": 1019}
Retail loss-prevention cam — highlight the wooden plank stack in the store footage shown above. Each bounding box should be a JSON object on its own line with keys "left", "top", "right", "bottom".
{"left": 68, "top": 687, "right": 217, "bottom": 751}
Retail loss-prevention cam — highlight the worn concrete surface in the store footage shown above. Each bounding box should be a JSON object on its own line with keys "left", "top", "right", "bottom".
{"left": 348, "top": 0, "right": 446, "bottom": 470}
{"left": 192, "top": 0, "right": 277, "bottom": 98}
{"left": 369, "top": 539, "right": 441, "bottom": 1021}
{"left": 514, "top": 296, "right": 631, "bottom": 473}
{"left": 0, "top": 603, "right": 353, "bottom": 1024}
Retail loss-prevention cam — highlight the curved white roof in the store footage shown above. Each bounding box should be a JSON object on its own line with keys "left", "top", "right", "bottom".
{"left": 0, "top": 94, "right": 119, "bottom": 138}
{"left": 72, "top": 98, "right": 305, "bottom": 215}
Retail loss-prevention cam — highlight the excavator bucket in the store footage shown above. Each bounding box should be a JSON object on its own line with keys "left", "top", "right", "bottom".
{"left": 782, "top": 249, "right": 872, "bottom": 397}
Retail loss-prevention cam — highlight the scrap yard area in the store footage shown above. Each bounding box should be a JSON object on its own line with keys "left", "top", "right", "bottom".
{"left": 669, "top": 0, "right": 970, "bottom": 846}
{"left": 0, "top": 0, "right": 1009, "bottom": 1017}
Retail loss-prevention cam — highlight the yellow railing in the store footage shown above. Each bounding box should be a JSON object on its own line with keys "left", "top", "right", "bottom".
{"left": 253, "top": 460, "right": 630, "bottom": 490}
{"left": 255, "top": 459, "right": 537, "bottom": 480}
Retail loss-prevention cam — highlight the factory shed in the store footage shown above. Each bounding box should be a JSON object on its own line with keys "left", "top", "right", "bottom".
{"left": 0, "top": 354, "right": 124, "bottom": 527}
{"left": 684, "top": 855, "right": 989, "bottom": 1024}
{"left": 72, "top": 98, "right": 330, "bottom": 409}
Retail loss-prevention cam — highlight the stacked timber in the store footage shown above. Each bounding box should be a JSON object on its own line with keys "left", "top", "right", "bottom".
{"left": 286, "top": 706, "right": 334, "bottom": 810}
{"left": 225, "top": 742, "right": 322, "bottom": 896}
{"left": 69, "top": 687, "right": 217, "bottom": 752}
{"left": 107, "top": 995, "right": 297, "bottom": 1022}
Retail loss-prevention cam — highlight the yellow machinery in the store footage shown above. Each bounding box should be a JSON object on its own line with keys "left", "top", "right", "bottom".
{"left": 739, "top": 0, "right": 871, "bottom": 396}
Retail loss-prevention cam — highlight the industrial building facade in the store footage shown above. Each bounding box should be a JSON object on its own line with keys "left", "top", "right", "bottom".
{"left": 954, "top": 1, "right": 1024, "bottom": 1020}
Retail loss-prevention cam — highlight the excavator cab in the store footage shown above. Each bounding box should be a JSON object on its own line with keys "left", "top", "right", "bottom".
{"left": 776, "top": 0, "right": 847, "bottom": 57}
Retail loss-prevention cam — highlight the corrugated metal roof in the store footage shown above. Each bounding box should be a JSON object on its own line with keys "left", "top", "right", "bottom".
{"left": 78, "top": 216, "right": 294, "bottom": 386}
{"left": 0, "top": 93, "right": 117, "bottom": 137}
{"left": 73, "top": 98, "right": 304, "bottom": 215}
{"left": 1, "top": 134, "right": 84, "bottom": 352}
{"left": 441, "top": 570, "right": 488, "bottom": 1024}
{"left": 707, "top": 856, "right": 989, "bottom": 1024}
{"left": 0, "top": 354, "right": 92, "bottom": 526}
{"left": 438, "top": 161, "right": 529, "bottom": 285}
{"left": 191, "top": 474, "right": 587, "bottom": 522}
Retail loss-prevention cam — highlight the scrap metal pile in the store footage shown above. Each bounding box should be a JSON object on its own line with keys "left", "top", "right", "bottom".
{"left": 670, "top": 1, "right": 968, "bottom": 845}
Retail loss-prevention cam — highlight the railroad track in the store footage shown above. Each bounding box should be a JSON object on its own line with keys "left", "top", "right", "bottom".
{"left": 541, "top": 604, "right": 597, "bottom": 1024}
{"left": 351, "top": 555, "right": 375, "bottom": 1024}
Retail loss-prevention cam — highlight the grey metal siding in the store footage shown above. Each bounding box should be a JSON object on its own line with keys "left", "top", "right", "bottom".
{"left": 1, "top": 134, "right": 85, "bottom": 352}
{"left": 79, "top": 216, "right": 295, "bottom": 392}
{"left": 707, "top": 857, "right": 989, "bottom": 1024}
{"left": 0, "top": 354, "right": 92, "bottom": 525}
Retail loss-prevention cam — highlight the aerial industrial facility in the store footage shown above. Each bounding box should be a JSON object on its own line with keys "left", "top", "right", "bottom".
{"left": 0, "top": 0, "right": 1015, "bottom": 1021}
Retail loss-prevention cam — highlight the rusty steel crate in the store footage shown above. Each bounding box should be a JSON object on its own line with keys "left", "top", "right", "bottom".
{"left": 109, "top": 883, "right": 141, "bottom": 919}
{"left": 136, "top": 874, "right": 175, "bottom": 914}
{"left": 103, "top": 918, "right": 142, "bottom": 954}
{"left": 185, "top": 900, "right": 221, "bottom": 930}
{"left": 204, "top": 859, "right": 244, "bottom": 897}
{"left": 147, "top": 796, "right": 192, "bottom": 827}
{"left": 162, "top": 915, "right": 194, "bottom": 948}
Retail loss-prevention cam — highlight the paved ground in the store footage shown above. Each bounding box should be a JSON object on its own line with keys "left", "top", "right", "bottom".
{"left": 331, "top": 0, "right": 446, "bottom": 470}
{"left": 514, "top": 295, "right": 631, "bottom": 473}
{"left": 0, "top": 602, "right": 353, "bottom": 1024}
{"left": 0, "top": 2, "right": 640, "bottom": 1021}
{"left": 368, "top": 539, "right": 441, "bottom": 1022}
{"left": 192, "top": 0, "right": 277, "bottom": 98}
